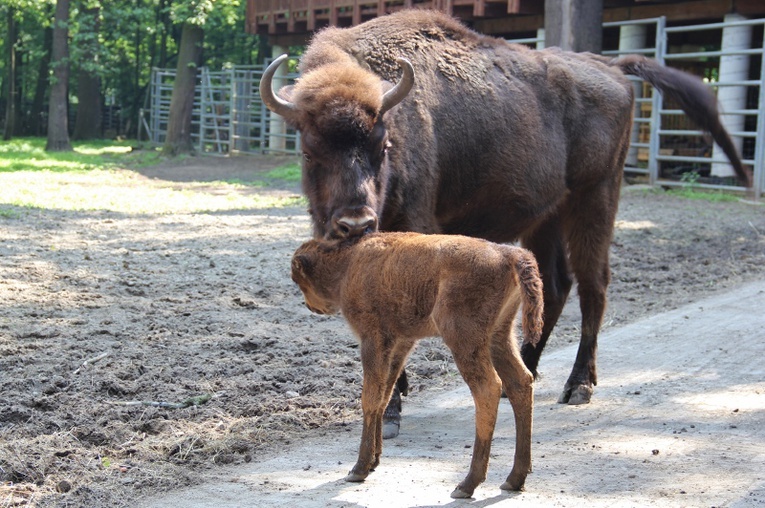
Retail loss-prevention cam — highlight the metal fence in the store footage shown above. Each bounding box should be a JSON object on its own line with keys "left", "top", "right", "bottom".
{"left": 147, "top": 16, "right": 764, "bottom": 197}
{"left": 144, "top": 58, "right": 300, "bottom": 155}
{"left": 509, "top": 15, "right": 764, "bottom": 198}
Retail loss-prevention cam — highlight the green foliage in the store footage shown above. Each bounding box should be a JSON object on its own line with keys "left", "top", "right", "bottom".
{"left": 170, "top": 0, "right": 214, "bottom": 26}
{"left": 680, "top": 170, "right": 701, "bottom": 188}
{"left": 2, "top": 0, "right": 261, "bottom": 138}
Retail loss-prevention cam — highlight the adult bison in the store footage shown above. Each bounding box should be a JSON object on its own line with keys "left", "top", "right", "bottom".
{"left": 261, "top": 10, "right": 750, "bottom": 437}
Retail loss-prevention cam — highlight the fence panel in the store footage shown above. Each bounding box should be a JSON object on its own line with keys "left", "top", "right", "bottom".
{"left": 659, "top": 18, "right": 764, "bottom": 198}
{"left": 146, "top": 61, "right": 300, "bottom": 156}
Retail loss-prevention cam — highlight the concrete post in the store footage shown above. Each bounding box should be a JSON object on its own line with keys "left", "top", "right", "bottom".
{"left": 268, "top": 45, "right": 287, "bottom": 153}
{"left": 536, "top": 28, "right": 545, "bottom": 50}
{"left": 544, "top": 0, "right": 603, "bottom": 53}
{"left": 712, "top": 14, "right": 751, "bottom": 178}
{"left": 619, "top": 24, "right": 648, "bottom": 167}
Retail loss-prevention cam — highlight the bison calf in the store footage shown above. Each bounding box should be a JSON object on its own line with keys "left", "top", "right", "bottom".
{"left": 291, "top": 232, "right": 544, "bottom": 498}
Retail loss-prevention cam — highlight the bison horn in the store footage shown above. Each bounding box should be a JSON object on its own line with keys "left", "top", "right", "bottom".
{"left": 260, "top": 54, "right": 296, "bottom": 118}
{"left": 380, "top": 58, "right": 415, "bottom": 117}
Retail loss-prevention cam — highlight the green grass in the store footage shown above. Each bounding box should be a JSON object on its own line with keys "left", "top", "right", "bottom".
{"left": 263, "top": 162, "right": 301, "bottom": 182}
{"left": 666, "top": 187, "right": 740, "bottom": 202}
{"left": 0, "top": 137, "right": 162, "bottom": 172}
{"left": 0, "top": 138, "right": 306, "bottom": 214}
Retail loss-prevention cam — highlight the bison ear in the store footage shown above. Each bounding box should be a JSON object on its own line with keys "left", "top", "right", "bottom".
{"left": 278, "top": 85, "right": 295, "bottom": 102}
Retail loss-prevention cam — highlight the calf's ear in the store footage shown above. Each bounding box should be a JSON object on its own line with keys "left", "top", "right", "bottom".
{"left": 291, "top": 254, "right": 313, "bottom": 280}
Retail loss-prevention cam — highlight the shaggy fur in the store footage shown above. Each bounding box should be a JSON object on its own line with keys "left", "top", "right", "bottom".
{"left": 292, "top": 232, "right": 544, "bottom": 497}
{"left": 266, "top": 10, "right": 750, "bottom": 406}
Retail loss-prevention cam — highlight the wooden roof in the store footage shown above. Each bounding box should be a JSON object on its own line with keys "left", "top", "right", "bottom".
{"left": 246, "top": 0, "right": 765, "bottom": 43}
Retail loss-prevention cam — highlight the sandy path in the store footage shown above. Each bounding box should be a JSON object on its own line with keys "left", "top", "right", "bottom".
{"left": 140, "top": 278, "right": 765, "bottom": 508}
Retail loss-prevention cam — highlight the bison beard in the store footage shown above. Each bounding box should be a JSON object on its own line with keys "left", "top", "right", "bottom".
{"left": 261, "top": 10, "right": 751, "bottom": 437}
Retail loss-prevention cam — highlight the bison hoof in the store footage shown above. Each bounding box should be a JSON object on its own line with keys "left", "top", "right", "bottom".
{"left": 557, "top": 384, "right": 593, "bottom": 405}
{"left": 382, "top": 420, "right": 400, "bottom": 439}
{"left": 450, "top": 487, "right": 473, "bottom": 499}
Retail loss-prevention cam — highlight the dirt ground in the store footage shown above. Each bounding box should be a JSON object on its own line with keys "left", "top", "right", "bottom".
{"left": 1, "top": 154, "right": 764, "bottom": 507}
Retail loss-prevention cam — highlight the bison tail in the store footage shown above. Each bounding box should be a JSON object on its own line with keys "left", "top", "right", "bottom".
{"left": 614, "top": 55, "right": 752, "bottom": 188}
{"left": 515, "top": 251, "right": 544, "bottom": 348}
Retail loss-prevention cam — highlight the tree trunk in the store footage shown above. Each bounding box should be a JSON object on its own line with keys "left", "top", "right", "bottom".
{"left": 46, "top": 0, "right": 72, "bottom": 152}
{"left": 3, "top": 6, "right": 18, "bottom": 140}
{"left": 162, "top": 22, "right": 203, "bottom": 156}
{"left": 72, "top": 6, "right": 102, "bottom": 140}
{"left": 72, "top": 70, "right": 102, "bottom": 140}
{"left": 30, "top": 20, "right": 53, "bottom": 136}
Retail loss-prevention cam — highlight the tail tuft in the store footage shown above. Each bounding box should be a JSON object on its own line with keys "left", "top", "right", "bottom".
{"left": 516, "top": 251, "right": 544, "bottom": 347}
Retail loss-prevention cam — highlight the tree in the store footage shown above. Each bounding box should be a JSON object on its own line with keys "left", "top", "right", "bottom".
{"left": 0, "top": 0, "right": 253, "bottom": 142}
{"left": 30, "top": 17, "right": 53, "bottom": 136}
{"left": 162, "top": 22, "right": 203, "bottom": 155}
{"left": 46, "top": 0, "right": 72, "bottom": 151}
{"left": 3, "top": 4, "right": 19, "bottom": 140}
{"left": 72, "top": 3, "right": 102, "bottom": 140}
{"left": 162, "top": 0, "right": 211, "bottom": 156}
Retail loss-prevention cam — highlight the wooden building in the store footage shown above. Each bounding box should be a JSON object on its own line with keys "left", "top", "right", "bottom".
{"left": 246, "top": 0, "right": 765, "bottom": 46}
{"left": 246, "top": 0, "right": 765, "bottom": 194}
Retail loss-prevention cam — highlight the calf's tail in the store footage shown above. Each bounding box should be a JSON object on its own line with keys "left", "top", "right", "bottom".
{"left": 515, "top": 251, "right": 544, "bottom": 347}
{"left": 614, "top": 55, "right": 752, "bottom": 188}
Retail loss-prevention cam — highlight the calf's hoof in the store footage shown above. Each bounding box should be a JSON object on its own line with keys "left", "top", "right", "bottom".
{"left": 500, "top": 472, "right": 526, "bottom": 492}
{"left": 557, "top": 383, "right": 593, "bottom": 405}
{"left": 345, "top": 469, "right": 369, "bottom": 483}
{"left": 450, "top": 487, "right": 473, "bottom": 499}
{"left": 382, "top": 387, "right": 402, "bottom": 439}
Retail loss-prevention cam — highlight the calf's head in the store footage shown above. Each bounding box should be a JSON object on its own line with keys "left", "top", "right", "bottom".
{"left": 291, "top": 239, "right": 350, "bottom": 315}
{"left": 261, "top": 55, "right": 414, "bottom": 240}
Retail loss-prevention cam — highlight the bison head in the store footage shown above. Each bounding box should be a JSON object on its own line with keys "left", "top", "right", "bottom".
{"left": 261, "top": 54, "right": 414, "bottom": 240}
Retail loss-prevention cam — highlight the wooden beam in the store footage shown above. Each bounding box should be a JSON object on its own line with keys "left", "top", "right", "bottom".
{"left": 603, "top": 0, "right": 734, "bottom": 22}
{"left": 473, "top": 14, "right": 543, "bottom": 34}
{"left": 735, "top": 0, "right": 765, "bottom": 16}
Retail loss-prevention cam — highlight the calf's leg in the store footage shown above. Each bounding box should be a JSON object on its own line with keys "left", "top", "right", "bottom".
{"left": 347, "top": 336, "right": 413, "bottom": 482}
{"left": 490, "top": 321, "right": 534, "bottom": 491}
{"left": 445, "top": 337, "right": 502, "bottom": 499}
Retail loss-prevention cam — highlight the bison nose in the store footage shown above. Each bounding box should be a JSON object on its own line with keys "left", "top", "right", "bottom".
{"left": 332, "top": 209, "right": 378, "bottom": 238}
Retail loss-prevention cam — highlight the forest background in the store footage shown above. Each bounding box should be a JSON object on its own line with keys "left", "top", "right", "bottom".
{"left": 0, "top": 0, "right": 275, "bottom": 154}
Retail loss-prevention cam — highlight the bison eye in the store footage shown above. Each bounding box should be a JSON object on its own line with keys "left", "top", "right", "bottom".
{"left": 303, "top": 152, "right": 312, "bottom": 162}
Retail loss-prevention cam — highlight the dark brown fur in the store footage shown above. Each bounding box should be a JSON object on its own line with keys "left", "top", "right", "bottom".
{"left": 267, "top": 10, "right": 750, "bottom": 405}
{"left": 291, "top": 232, "right": 544, "bottom": 497}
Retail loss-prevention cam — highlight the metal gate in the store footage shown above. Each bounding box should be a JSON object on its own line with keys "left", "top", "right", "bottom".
{"left": 145, "top": 62, "right": 299, "bottom": 155}
{"left": 510, "top": 15, "right": 764, "bottom": 198}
